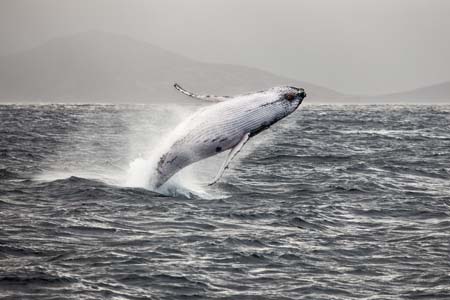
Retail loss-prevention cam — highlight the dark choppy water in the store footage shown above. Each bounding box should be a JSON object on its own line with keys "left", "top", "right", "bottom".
{"left": 1, "top": 104, "right": 449, "bottom": 299}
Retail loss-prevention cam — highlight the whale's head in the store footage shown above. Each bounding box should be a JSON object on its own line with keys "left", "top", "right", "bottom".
{"left": 246, "top": 86, "right": 306, "bottom": 137}
{"left": 268, "top": 86, "right": 307, "bottom": 116}
{"left": 280, "top": 86, "right": 307, "bottom": 109}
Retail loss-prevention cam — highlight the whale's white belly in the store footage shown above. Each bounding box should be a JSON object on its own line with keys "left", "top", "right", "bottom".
{"left": 153, "top": 98, "right": 289, "bottom": 187}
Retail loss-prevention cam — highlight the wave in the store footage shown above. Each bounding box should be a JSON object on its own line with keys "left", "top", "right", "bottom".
{"left": 0, "top": 168, "right": 20, "bottom": 180}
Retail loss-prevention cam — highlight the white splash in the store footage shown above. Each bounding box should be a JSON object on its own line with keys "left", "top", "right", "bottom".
{"left": 123, "top": 121, "right": 221, "bottom": 198}
{"left": 33, "top": 103, "right": 228, "bottom": 199}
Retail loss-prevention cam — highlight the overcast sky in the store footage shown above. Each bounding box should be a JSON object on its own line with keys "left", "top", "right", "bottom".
{"left": 1, "top": 0, "right": 449, "bottom": 95}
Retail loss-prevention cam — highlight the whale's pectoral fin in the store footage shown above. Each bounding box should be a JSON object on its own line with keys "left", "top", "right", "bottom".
{"left": 174, "top": 83, "right": 231, "bottom": 102}
{"left": 208, "top": 133, "right": 250, "bottom": 186}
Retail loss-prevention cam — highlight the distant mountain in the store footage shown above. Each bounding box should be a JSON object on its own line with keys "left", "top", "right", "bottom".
{"left": 0, "top": 31, "right": 342, "bottom": 103}
{"left": 369, "top": 82, "right": 450, "bottom": 103}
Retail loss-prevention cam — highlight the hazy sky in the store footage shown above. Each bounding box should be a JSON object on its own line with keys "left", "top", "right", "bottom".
{"left": 1, "top": 0, "right": 450, "bottom": 95}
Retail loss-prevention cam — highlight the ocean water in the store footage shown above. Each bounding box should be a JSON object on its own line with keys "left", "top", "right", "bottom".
{"left": 0, "top": 104, "right": 449, "bottom": 300}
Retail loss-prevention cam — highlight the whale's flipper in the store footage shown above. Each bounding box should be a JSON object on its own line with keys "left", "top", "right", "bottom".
{"left": 209, "top": 133, "right": 250, "bottom": 186}
{"left": 174, "top": 83, "right": 231, "bottom": 102}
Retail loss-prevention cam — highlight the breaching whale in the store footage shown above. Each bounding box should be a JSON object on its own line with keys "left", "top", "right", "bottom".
{"left": 152, "top": 84, "right": 307, "bottom": 188}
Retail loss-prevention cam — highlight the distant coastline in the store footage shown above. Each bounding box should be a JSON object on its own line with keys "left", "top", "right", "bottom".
{"left": 0, "top": 32, "right": 448, "bottom": 104}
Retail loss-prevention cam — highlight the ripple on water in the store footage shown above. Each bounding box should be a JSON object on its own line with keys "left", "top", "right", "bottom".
{"left": 0, "top": 104, "right": 449, "bottom": 299}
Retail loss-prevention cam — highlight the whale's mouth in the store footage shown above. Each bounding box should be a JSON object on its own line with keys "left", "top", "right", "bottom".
{"left": 296, "top": 90, "right": 306, "bottom": 105}
{"left": 298, "top": 91, "right": 307, "bottom": 99}
{"left": 296, "top": 87, "right": 307, "bottom": 100}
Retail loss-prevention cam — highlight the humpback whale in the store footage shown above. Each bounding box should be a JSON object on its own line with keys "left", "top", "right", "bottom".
{"left": 152, "top": 84, "right": 306, "bottom": 188}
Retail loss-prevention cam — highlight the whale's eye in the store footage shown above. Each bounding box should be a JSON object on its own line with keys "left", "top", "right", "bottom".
{"left": 284, "top": 93, "right": 296, "bottom": 101}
